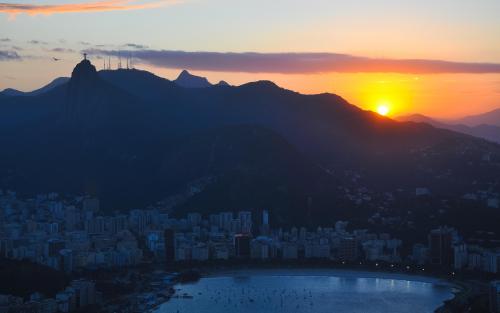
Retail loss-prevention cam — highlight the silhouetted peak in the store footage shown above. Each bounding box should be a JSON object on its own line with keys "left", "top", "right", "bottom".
{"left": 0, "top": 88, "right": 24, "bottom": 96}
{"left": 216, "top": 80, "right": 230, "bottom": 87}
{"left": 174, "top": 70, "right": 212, "bottom": 88}
{"left": 66, "top": 59, "right": 109, "bottom": 122}
{"left": 70, "top": 59, "right": 98, "bottom": 83}
{"left": 239, "top": 80, "right": 279, "bottom": 90}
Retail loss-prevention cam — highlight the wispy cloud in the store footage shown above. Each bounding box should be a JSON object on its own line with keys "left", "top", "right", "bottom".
{"left": 84, "top": 49, "right": 500, "bottom": 74}
{"left": 0, "top": 0, "right": 178, "bottom": 17}
{"left": 49, "top": 47, "right": 76, "bottom": 53}
{"left": 0, "top": 38, "right": 10, "bottom": 42}
{"left": 0, "top": 50, "right": 21, "bottom": 61}
{"left": 124, "top": 43, "right": 148, "bottom": 49}
{"left": 28, "top": 40, "right": 48, "bottom": 45}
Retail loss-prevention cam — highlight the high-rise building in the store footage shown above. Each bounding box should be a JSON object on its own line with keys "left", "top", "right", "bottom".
{"left": 238, "top": 211, "right": 252, "bottom": 234}
{"left": 64, "top": 206, "right": 80, "bottom": 232}
{"left": 71, "top": 280, "right": 96, "bottom": 308}
{"left": 209, "top": 214, "right": 220, "bottom": 227}
{"left": 187, "top": 213, "right": 202, "bottom": 227}
{"left": 85, "top": 216, "right": 106, "bottom": 234}
{"left": 220, "top": 212, "right": 233, "bottom": 231}
{"left": 490, "top": 281, "right": 500, "bottom": 313}
{"left": 453, "top": 244, "right": 468, "bottom": 269}
{"left": 164, "top": 228, "right": 175, "bottom": 265}
{"left": 129, "top": 209, "right": 147, "bottom": 233}
{"left": 82, "top": 198, "right": 100, "bottom": 213}
{"left": 261, "top": 210, "right": 270, "bottom": 236}
{"left": 46, "top": 239, "right": 65, "bottom": 258}
{"left": 234, "top": 234, "right": 251, "bottom": 258}
{"left": 59, "top": 249, "right": 74, "bottom": 273}
{"left": 110, "top": 215, "right": 128, "bottom": 234}
{"left": 428, "top": 227, "right": 454, "bottom": 266}
{"left": 262, "top": 210, "right": 269, "bottom": 226}
{"left": 338, "top": 237, "right": 358, "bottom": 261}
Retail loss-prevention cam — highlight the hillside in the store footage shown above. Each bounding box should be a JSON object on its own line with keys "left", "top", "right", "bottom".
{"left": 1, "top": 60, "right": 500, "bottom": 230}
{"left": 397, "top": 113, "right": 500, "bottom": 144}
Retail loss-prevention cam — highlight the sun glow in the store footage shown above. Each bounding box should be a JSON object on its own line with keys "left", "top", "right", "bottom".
{"left": 376, "top": 103, "right": 390, "bottom": 116}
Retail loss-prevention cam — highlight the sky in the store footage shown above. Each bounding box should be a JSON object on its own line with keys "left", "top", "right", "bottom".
{"left": 1, "top": 0, "right": 500, "bottom": 118}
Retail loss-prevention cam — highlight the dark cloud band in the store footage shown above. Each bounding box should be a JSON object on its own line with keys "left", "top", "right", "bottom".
{"left": 83, "top": 49, "right": 500, "bottom": 74}
{"left": 0, "top": 50, "right": 21, "bottom": 61}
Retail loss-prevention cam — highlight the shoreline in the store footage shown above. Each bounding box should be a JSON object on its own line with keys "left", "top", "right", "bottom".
{"left": 154, "top": 265, "right": 464, "bottom": 313}
{"left": 201, "top": 267, "right": 455, "bottom": 286}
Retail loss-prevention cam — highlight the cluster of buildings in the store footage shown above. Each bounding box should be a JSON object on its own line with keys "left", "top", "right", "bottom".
{"left": 158, "top": 213, "right": 403, "bottom": 264}
{"left": 491, "top": 281, "right": 500, "bottom": 313}
{"left": 1, "top": 190, "right": 499, "bottom": 273}
{"left": 0, "top": 279, "right": 97, "bottom": 313}
{"left": 0, "top": 191, "right": 143, "bottom": 272}
{"left": 409, "top": 226, "right": 500, "bottom": 274}
{"left": 1, "top": 189, "right": 500, "bottom": 311}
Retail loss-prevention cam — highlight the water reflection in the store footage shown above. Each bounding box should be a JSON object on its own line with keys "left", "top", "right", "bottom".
{"left": 158, "top": 271, "right": 453, "bottom": 313}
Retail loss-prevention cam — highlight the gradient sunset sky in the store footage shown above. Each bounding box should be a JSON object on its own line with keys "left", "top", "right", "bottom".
{"left": 1, "top": 0, "right": 500, "bottom": 118}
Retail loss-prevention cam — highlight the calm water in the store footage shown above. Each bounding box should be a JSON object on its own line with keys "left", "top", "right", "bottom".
{"left": 157, "top": 270, "right": 455, "bottom": 313}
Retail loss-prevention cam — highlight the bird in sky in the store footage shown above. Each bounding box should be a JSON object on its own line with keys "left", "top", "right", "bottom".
{"left": 52, "top": 57, "right": 61, "bottom": 61}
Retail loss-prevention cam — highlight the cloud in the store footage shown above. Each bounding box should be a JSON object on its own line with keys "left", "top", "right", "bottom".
{"left": 50, "top": 47, "right": 75, "bottom": 53}
{"left": 0, "top": 38, "right": 10, "bottom": 42}
{"left": 0, "top": 0, "right": 178, "bottom": 17}
{"left": 124, "top": 43, "right": 148, "bottom": 49}
{"left": 0, "top": 50, "right": 21, "bottom": 61}
{"left": 84, "top": 49, "right": 500, "bottom": 74}
{"left": 28, "top": 40, "right": 48, "bottom": 45}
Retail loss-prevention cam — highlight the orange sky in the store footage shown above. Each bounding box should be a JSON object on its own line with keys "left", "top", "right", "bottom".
{"left": 140, "top": 65, "right": 500, "bottom": 119}
{"left": 1, "top": 0, "right": 500, "bottom": 119}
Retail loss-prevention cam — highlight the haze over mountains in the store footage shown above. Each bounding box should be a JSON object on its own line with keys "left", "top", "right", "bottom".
{"left": 453, "top": 108, "right": 500, "bottom": 127}
{"left": 1, "top": 59, "right": 500, "bottom": 234}
{"left": 0, "top": 77, "right": 69, "bottom": 97}
{"left": 397, "top": 113, "right": 500, "bottom": 144}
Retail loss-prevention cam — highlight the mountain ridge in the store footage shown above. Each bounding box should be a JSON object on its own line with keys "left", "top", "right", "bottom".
{"left": 174, "top": 69, "right": 212, "bottom": 88}
{"left": 453, "top": 108, "right": 500, "bottom": 127}
{"left": 0, "top": 77, "right": 69, "bottom": 97}
{"left": 1, "top": 60, "right": 500, "bottom": 231}
{"left": 397, "top": 113, "right": 500, "bottom": 144}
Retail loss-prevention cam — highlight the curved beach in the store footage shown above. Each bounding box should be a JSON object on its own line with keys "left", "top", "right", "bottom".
{"left": 156, "top": 269, "right": 457, "bottom": 313}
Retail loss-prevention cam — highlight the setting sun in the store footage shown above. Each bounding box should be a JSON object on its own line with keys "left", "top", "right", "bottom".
{"left": 376, "top": 104, "right": 390, "bottom": 116}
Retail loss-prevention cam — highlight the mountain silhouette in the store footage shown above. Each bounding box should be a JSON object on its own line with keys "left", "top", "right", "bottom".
{"left": 65, "top": 59, "right": 138, "bottom": 125}
{"left": 174, "top": 70, "right": 212, "bottom": 88}
{"left": 1, "top": 59, "right": 500, "bottom": 231}
{"left": 397, "top": 113, "right": 500, "bottom": 144}
{"left": 453, "top": 108, "right": 500, "bottom": 127}
{"left": 0, "top": 77, "right": 69, "bottom": 97}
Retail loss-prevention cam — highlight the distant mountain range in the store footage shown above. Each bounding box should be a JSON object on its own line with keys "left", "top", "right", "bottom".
{"left": 453, "top": 108, "right": 500, "bottom": 127}
{"left": 1, "top": 60, "right": 500, "bottom": 233}
{"left": 397, "top": 113, "right": 500, "bottom": 144}
{"left": 174, "top": 69, "right": 212, "bottom": 88}
{"left": 0, "top": 77, "right": 69, "bottom": 97}
{"left": 173, "top": 69, "right": 230, "bottom": 88}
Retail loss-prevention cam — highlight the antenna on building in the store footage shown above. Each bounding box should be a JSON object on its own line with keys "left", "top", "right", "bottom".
{"left": 108, "top": 56, "right": 111, "bottom": 70}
